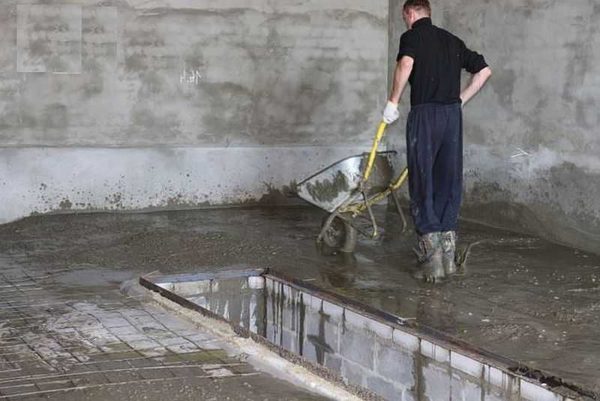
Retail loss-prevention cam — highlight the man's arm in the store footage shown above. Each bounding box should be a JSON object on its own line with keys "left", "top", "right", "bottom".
{"left": 382, "top": 56, "right": 414, "bottom": 124}
{"left": 389, "top": 56, "right": 414, "bottom": 104}
{"left": 460, "top": 66, "right": 492, "bottom": 106}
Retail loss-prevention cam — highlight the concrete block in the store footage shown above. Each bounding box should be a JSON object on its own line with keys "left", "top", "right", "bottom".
{"left": 302, "top": 336, "right": 318, "bottom": 364}
{"left": 127, "top": 339, "right": 161, "bottom": 351}
{"left": 281, "top": 327, "right": 296, "bottom": 353}
{"left": 423, "top": 362, "right": 451, "bottom": 401}
{"left": 304, "top": 304, "right": 321, "bottom": 336}
{"left": 184, "top": 333, "right": 215, "bottom": 346}
{"left": 278, "top": 302, "right": 295, "bottom": 332}
{"left": 520, "top": 380, "right": 562, "bottom": 401}
{"left": 451, "top": 373, "right": 482, "bottom": 401}
{"left": 265, "top": 277, "right": 275, "bottom": 292}
{"left": 270, "top": 282, "right": 281, "bottom": 299}
{"left": 323, "top": 319, "right": 340, "bottom": 353}
{"left": 324, "top": 353, "right": 342, "bottom": 372}
{"left": 340, "top": 326, "right": 375, "bottom": 370}
{"left": 85, "top": 332, "right": 120, "bottom": 346}
{"left": 157, "top": 336, "right": 192, "bottom": 347}
{"left": 375, "top": 342, "right": 415, "bottom": 388}
{"left": 393, "top": 329, "right": 420, "bottom": 353}
{"left": 303, "top": 306, "right": 339, "bottom": 353}
{"left": 484, "top": 365, "right": 518, "bottom": 396}
{"left": 282, "top": 284, "right": 292, "bottom": 301}
{"left": 190, "top": 295, "right": 208, "bottom": 309}
{"left": 248, "top": 294, "right": 260, "bottom": 334}
{"left": 197, "top": 339, "right": 222, "bottom": 351}
{"left": 366, "top": 374, "right": 403, "bottom": 401}
{"left": 266, "top": 325, "right": 279, "bottom": 345}
{"left": 341, "top": 359, "right": 369, "bottom": 388}
{"left": 166, "top": 342, "right": 199, "bottom": 354}
{"left": 101, "top": 317, "right": 131, "bottom": 329}
{"left": 114, "top": 332, "right": 152, "bottom": 342}
{"left": 322, "top": 300, "right": 344, "bottom": 319}
{"left": 173, "top": 280, "right": 212, "bottom": 296}
{"left": 483, "top": 390, "right": 507, "bottom": 401}
{"left": 421, "top": 340, "right": 450, "bottom": 364}
{"left": 450, "top": 352, "right": 483, "bottom": 379}
{"left": 310, "top": 294, "right": 323, "bottom": 311}
{"left": 174, "top": 329, "right": 202, "bottom": 338}
{"left": 367, "top": 319, "right": 393, "bottom": 340}
{"left": 266, "top": 293, "right": 274, "bottom": 324}
{"left": 402, "top": 389, "right": 417, "bottom": 401}
{"left": 301, "top": 294, "right": 312, "bottom": 310}
{"left": 247, "top": 276, "right": 264, "bottom": 289}
{"left": 153, "top": 315, "right": 193, "bottom": 332}
{"left": 289, "top": 286, "right": 300, "bottom": 304}
{"left": 344, "top": 309, "right": 370, "bottom": 331}
{"left": 126, "top": 314, "right": 163, "bottom": 328}
{"left": 139, "top": 347, "right": 168, "bottom": 358}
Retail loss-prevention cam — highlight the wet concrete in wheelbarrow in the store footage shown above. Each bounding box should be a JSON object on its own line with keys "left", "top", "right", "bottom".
{"left": 1, "top": 206, "right": 599, "bottom": 396}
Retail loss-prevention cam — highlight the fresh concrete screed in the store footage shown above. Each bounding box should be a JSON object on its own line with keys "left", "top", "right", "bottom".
{"left": 1, "top": 0, "right": 599, "bottom": 253}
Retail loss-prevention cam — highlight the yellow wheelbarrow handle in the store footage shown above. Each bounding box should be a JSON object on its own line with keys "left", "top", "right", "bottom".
{"left": 361, "top": 121, "right": 388, "bottom": 183}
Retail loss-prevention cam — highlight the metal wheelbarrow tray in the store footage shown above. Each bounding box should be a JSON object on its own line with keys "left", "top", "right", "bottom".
{"left": 297, "top": 123, "right": 409, "bottom": 253}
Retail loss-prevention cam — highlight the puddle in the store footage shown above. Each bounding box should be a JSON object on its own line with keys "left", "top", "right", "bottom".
{"left": 54, "top": 267, "right": 135, "bottom": 287}
{"left": 143, "top": 270, "right": 583, "bottom": 401}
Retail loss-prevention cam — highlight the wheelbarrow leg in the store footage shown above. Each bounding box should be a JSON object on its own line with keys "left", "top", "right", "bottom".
{"left": 362, "top": 191, "right": 379, "bottom": 238}
{"left": 390, "top": 190, "right": 408, "bottom": 233}
{"left": 317, "top": 212, "right": 339, "bottom": 244}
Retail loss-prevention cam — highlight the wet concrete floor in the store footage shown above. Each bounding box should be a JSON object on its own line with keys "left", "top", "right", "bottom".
{"left": 1, "top": 206, "right": 599, "bottom": 395}
{"left": 0, "top": 211, "right": 335, "bottom": 400}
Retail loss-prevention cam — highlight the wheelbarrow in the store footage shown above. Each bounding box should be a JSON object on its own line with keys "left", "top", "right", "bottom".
{"left": 297, "top": 122, "right": 409, "bottom": 253}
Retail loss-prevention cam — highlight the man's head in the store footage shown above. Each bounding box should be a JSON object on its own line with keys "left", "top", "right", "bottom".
{"left": 403, "top": 0, "right": 431, "bottom": 29}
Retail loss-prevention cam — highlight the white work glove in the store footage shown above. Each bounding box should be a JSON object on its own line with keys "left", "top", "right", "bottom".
{"left": 382, "top": 101, "right": 400, "bottom": 124}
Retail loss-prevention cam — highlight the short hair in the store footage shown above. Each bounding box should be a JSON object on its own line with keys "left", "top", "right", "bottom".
{"left": 403, "top": 0, "right": 431, "bottom": 15}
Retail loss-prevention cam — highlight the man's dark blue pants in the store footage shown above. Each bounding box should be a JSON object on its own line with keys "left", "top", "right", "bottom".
{"left": 406, "top": 103, "right": 463, "bottom": 235}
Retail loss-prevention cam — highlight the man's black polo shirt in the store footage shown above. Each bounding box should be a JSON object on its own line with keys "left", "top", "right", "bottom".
{"left": 397, "top": 17, "right": 488, "bottom": 106}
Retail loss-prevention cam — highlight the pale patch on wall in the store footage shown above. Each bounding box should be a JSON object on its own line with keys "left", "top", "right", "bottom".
{"left": 17, "top": 4, "right": 82, "bottom": 74}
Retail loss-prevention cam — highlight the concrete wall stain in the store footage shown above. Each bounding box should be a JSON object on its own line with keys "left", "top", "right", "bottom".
{"left": 42, "top": 103, "right": 68, "bottom": 129}
{"left": 59, "top": 198, "right": 73, "bottom": 210}
{"left": 258, "top": 182, "right": 299, "bottom": 205}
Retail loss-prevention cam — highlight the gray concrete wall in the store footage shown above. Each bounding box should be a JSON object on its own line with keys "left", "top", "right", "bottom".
{"left": 387, "top": 0, "right": 600, "bottom": 253}
{"left": 0, "top": 0, "right": 388, "bottom": 222}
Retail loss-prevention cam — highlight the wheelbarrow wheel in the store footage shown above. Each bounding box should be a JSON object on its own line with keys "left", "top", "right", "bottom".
{"left": 320, "top": 214, "right": 358, "bottom": 253}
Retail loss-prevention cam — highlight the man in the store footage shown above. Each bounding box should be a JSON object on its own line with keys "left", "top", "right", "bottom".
{"left": 383, "top": 0, "right": 492, "bottom": 282}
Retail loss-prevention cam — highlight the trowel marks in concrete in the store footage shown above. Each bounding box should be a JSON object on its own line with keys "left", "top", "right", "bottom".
{"left": 145, "top": 272, "right": 581, "bottom": 401}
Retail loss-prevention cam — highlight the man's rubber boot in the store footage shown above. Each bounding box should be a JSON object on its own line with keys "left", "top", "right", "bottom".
{"left": 412, "top": 232, "right": 445, "bottom": 283}
{"left": 441, "top": 231, "right": 457, "bottom": 276}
